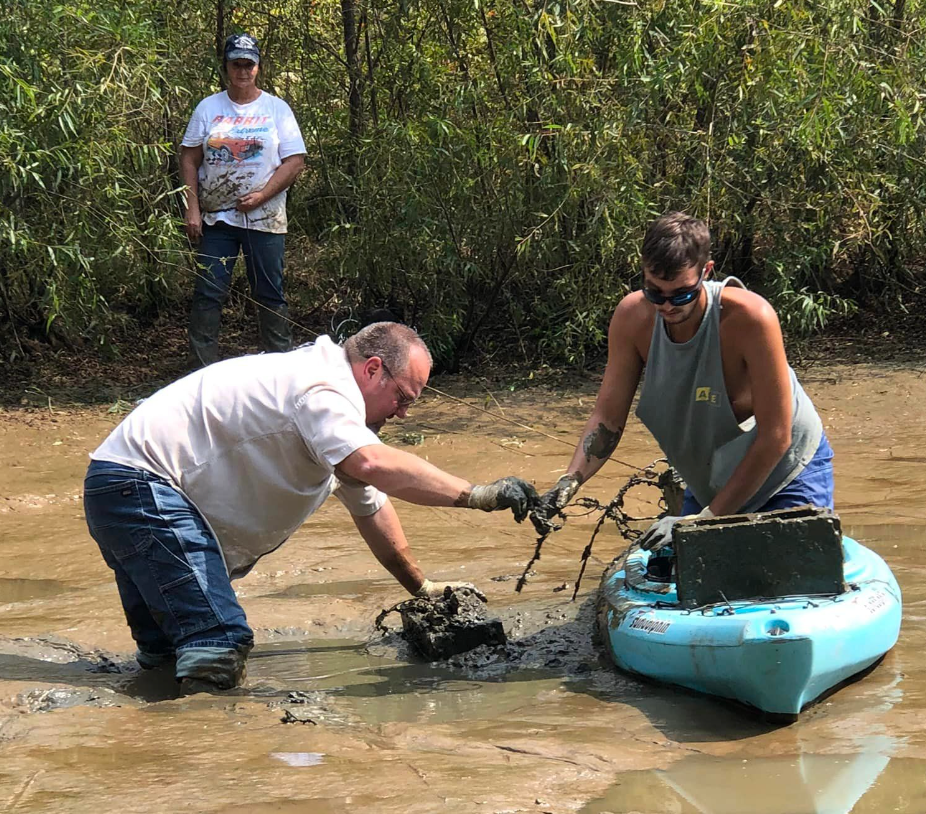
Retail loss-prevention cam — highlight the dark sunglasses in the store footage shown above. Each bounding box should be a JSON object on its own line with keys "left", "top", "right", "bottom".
{"left": 641, "top": 266, "right": 708, "bottom": 307}
{"left": 379, "top": 359, "right": 417, "bottom": 408}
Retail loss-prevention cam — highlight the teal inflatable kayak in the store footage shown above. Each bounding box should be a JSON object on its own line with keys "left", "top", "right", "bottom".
{"left": 596, "top": 536, "right": 901, "bottom": 719}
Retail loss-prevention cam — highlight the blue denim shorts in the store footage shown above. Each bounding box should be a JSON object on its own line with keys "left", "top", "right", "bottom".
{"left": 681, "top": 432, "right": 835, "bottom": 515}
{"left": 83, "top": 461, "right": 253, "bottom": 684}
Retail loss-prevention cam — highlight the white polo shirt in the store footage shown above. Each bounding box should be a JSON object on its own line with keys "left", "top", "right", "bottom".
{"left": 91, "top": 337, "right": 386, "bottom": 577}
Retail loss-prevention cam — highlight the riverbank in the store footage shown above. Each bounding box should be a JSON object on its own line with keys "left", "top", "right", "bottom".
{"left": 2, "top": 301, "right": 924, "bottom": 411}
{"left": 1, "top": 360, "right": 924, "bottom": 812}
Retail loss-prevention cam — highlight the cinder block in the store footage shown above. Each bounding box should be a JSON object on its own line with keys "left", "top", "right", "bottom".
{"left": 400, "top": 588, "right": 507, "bottom": 661}
{"left": 673, "top": 505, "right": 845, "bottom": 608}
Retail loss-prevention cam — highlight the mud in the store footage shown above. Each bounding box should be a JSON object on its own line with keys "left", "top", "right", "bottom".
{"left": 580, "top": 751, "right": 926, "bottom": 813}
{"left": 1, "top": 363, "right": 926, "bottom": 812}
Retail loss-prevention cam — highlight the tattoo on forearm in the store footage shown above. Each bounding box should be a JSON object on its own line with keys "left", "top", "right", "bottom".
{"left": 454, "top": 488, "right": 472, "bottom": 508}
{"left": 583, "top": 423, "right": 623, "bottom": 462}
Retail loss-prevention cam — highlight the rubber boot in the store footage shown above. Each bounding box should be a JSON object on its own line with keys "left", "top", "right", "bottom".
{"left": 179, "top": 662, "right": 247, "bottom": 696}
{"left": 257, "top": 304, "right": 292, "bottom": 354}
{"left": 176, "top": 645, "right": 250, "bottom": 695}
{"left": 188, "top": 305, "right": 223, "bottom": 367}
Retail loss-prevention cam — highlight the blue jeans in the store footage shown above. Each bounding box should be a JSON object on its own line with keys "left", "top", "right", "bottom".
{"left": 194, "top": 221, "right": 286, "bottom": 310}
{"left": 83, "top": 461, "right": 253, "bottom": 687}
{"left": 681, "top": 432, "right": 835, "bottom": 515}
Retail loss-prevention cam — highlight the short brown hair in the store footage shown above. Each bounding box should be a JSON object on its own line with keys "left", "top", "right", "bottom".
{"left": 641, "top": 212, "right": 711, "bottom": 279}
{"left": 343, "top": 322, "right": 432, "bottom": 373}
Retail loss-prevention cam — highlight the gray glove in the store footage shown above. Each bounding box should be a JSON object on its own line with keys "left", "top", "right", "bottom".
{"left": 416, "top": 579, "right": 487, "bottom": 602}
{"left": 468, "top": 477, "right": 538, "bottom": 523}
{"left": 639, "top": 507, "right": 714, "bottom": 552}
{"left": 540, "top": 473, "right": 581, "bottom": 513}
{"left": 530, "top": 473, "right": 582, "bottom": 534}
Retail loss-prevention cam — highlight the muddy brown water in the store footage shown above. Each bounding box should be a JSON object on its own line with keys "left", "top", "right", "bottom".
{"left": 1, "top": 365, "right": 925, "bottom": 813}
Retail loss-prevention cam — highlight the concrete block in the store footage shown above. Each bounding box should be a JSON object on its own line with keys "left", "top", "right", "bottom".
{"left": 673, "top": 505, "right": 845, "bottom": 608}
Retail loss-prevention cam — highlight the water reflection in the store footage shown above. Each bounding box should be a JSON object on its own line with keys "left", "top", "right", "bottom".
{"left": 270, "top": 752, "right": 325, "bottom": 767}
{"left": 579, "top": 752, "right": 925, "bottom": 814}
{"left": 248, "top": 640, "right": 563, "bottom": 725}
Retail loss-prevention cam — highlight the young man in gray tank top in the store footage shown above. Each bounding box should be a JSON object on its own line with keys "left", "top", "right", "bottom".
{"left": 533, "top": 212, "right": 834, "bottom": 551}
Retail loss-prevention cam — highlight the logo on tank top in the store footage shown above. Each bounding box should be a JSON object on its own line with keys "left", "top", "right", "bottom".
{"left": 696, "top": 386, "right": 718, "bottom": 404}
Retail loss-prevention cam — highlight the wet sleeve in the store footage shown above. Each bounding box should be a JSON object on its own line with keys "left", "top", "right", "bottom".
{"left": 331, "top": 478, "right": 388, "bottom": 517}
{"left": 181, "top": 99, "right": 209, "bottom": 148}
{"left": 275, "top": 100, "right": 306, "bottom": 159}
{"left": 293, "top": 386, "right": 382, "bottom": 472}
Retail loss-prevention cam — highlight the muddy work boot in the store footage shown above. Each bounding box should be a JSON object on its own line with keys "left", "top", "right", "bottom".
{"left": 179, "top": 674, "right": 245, "bottom": 697}
{"left": 176, "top": 646, "right": 249, "bottom": 695}
{"left": 257, "top": 304, "right": 293, "bottom": 354}
{"left": 188, "top": 305, "right": 223, "bottom": 367}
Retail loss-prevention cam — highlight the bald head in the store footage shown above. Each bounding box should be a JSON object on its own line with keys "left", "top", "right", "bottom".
{"left": 343, "top": 322, "right": 432, "bottom": 375}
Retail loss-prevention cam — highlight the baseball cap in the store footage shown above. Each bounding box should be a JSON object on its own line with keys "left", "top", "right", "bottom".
{"left": 224, "top": 33, "right": 260, "bottom": 64}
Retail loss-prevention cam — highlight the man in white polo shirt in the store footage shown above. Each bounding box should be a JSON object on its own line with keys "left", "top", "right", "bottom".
{"left": 83, "top": 322, "right": 537, "bottom": 693}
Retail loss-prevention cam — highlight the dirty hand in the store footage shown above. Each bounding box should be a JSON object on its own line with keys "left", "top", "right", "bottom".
{"left": 467, "top": 477, "right": 539, "bottom": 523}
{"left": 639, "top": 507, "right": 714, "bottom": 553}
{"left": 184, "top": 209, "right": 203, "bottom": 241}
{"left": 416, "top": 579, "right": 487, "bottom": 602}
{"left": 237, "top": 190, "right": 266, "bottom": 213}
{"left": 534, "top": 473, "right": 581, "bottom": 521}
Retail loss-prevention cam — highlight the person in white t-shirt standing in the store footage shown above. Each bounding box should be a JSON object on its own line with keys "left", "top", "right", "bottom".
{"left": 180, "top": 33, "right": 306, "bottom": 367}
{"left": 83, "top": 322, "right": 538, "bottom": 694}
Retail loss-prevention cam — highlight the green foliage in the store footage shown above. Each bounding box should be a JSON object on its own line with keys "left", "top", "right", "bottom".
{"left": 302, "top": 0, "right": 926, "bottom": 360}
{"left": 2, "top": 0, "right": 925, "bottom": 365}
{"left": 764, "top": 263, "right": 858, "bottom": 336}
{"left": 0, "top": 2, "right": 204, "bottom": 353}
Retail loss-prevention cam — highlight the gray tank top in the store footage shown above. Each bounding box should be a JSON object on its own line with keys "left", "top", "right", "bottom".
{"left": 635, "top": 278, "right": 822, "bottom": 512}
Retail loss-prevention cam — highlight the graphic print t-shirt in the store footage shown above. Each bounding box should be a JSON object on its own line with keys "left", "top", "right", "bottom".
{"left": 182, "top": 91, "right": 306, "bottom": 234}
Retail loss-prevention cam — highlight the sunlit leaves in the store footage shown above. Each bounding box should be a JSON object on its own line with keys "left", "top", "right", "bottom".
{"left": 2, "top": 0, "right": 924, "bottom": 359}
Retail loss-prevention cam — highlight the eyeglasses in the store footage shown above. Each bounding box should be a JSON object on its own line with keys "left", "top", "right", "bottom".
{"left": 379, "top": 359, "right": 417, "bottom": 408}
{"left": 641, "top": 265, "right": 708, "bottom": 307}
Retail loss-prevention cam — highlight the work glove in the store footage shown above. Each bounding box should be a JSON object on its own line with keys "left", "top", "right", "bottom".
{"left": 467, "top": 477, "right": 539, "bottom": 523}
{"left": 415, "top": 579, "right": 487, "bottom": 603}
{"left": 540, "top": 473, "right": 582, "bottom": 513}
{"left": 639, "top": 507, "right": 714, "bottom": 553}
{"left": 530, "top": 473, "right": 582, "bottom": 534}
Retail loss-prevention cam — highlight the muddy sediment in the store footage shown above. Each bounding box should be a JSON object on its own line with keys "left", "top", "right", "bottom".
{"left": 1, "top": 364, "right": 925, "bottom": 812}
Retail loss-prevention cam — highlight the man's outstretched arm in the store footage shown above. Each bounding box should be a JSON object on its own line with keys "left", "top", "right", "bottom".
{"left": 336, "top": 444, "right": 537, "bottom": 522}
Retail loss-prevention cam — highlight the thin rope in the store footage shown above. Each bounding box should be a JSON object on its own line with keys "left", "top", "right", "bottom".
{"left": 420, "top": 384, "right": 642, "bottom": 473}
{"left": 167, "top": 239, "right": 647, "bottom": 472}
{"left": 32, "top": 189, "right": 647, "bottom": 472}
